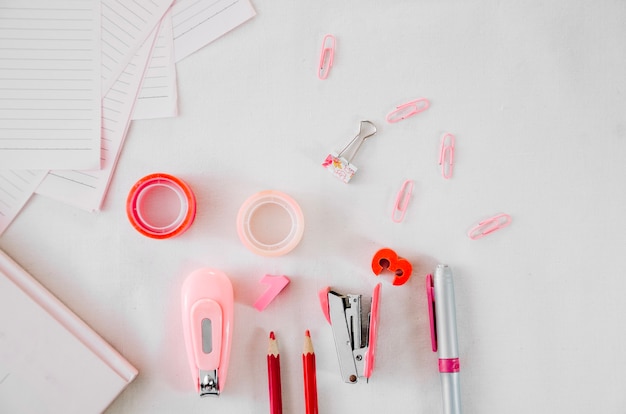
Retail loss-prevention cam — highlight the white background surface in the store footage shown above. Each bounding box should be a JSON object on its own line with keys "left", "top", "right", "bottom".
{"left": 2, "top": 1, "right": 626, "bottom": 413}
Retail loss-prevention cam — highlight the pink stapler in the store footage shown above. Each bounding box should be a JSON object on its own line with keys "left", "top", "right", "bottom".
{"left": 181, "top": 268, "right": 234, "bottom": 397}
{"left": 318, "top": 283, "right": 381, "bottom": 383}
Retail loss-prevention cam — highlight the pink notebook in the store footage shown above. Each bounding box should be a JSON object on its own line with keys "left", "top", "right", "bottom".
{"left": 0, "top": 249, "right": 137, "bottom": 413}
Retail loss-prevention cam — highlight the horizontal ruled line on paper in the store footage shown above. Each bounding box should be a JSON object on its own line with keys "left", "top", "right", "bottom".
{"left": 0, "top": 145, "right": 92, "bottom": 149}
{"left": 47, "top": 172, "right": 97, "bottom": 189}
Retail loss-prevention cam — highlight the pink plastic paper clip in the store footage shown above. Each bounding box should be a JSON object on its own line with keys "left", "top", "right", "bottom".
{"left": 254, "top": 274, "right": 290, "bottom": 311}
{"left": 181, "top": 268, "right": 234, "bottom": 396}
{"left": 392, "top": 179, "right": 414, "bottom": 223}
{"left": 386, "top": 98, "right": 430, "bottom": 123}
{"left": 439, "top": 133, "right": 455, "bottom": 179}
{"left": 468, "top": 213, "right": 512, "bottom": 240}
{"left": 318, "top": 34, "right": 336, "bottom": 80}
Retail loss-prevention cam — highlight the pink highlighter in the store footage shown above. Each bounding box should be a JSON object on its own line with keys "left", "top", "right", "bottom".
{"left": 181, "top": 268, "right": 234, "bottom": 397}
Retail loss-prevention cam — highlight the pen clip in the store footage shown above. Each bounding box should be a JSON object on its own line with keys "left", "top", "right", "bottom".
{"left": 391, "top": 179, "right": 414, "bottom": 223}
{"left": 438, "top": 133, "right": 455, "bottom": 179}
{"left": 386, "top": 98, "right": 430, "bottom": 123}
{"left": 426, "top": 273, "right": 437, "bottom": 352}
{"left": 318, "top": 34, "right": 336, "bottom": 80}
{"left": 468, "top": 213, "right": 512, "bottom": 240}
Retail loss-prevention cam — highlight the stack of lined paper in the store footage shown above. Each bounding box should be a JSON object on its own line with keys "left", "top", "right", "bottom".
{"left": 0, "top": 0, "right": 256, "bottom": 234}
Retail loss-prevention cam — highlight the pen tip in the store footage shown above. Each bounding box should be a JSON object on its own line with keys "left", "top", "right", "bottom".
{"left": 305, "top": 329, "right": 310, "bottom": 337}
{"left": 270, "top": 331, "right": 275, "bottom": 340}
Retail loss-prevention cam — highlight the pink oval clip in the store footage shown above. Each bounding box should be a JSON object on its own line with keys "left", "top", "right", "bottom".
{"left": 392, "top": 179, "right": 414, "bottom": 223}
{"left": 439, "top": 133, "right": 455, "bottom": 179}
{"left": 468, "top": 213, "right": 512, "bottom": 240}
{"left": 318, "top": 34, "right": 336, "bottom": 80}
{"left": 386, "top": 98, "right": 430, "bottom": 123}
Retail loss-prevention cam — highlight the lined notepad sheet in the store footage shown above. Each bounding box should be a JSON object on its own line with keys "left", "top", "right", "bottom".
{"left": 37, "top": 29, "right": 158, "bottom": 211}
{"left": 172, "top": 0, "right": 256, "bottom": 62}
{"left": 101, "top": 0, "right": 175, "bottom": 93}
{"left": 0, "top": 249, "right": 137, "bottom": 413}
{"left": 0, "top": 170, "right": 47, "bottom": 235}
{"left": 132, "top": 11, "right": 178, "bottom": 120}
{"left": 0, "top": 1, "right": 101, "bottom": 170}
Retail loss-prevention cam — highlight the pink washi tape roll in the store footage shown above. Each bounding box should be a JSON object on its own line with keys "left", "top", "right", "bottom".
{"left": 126, "top": 173, "right": 196, "bottom": 239}
{"left": 236, "top": 190, "right": 305, "bottom": 256}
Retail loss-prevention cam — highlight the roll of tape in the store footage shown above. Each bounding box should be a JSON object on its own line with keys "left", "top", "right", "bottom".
{"left": 236, "top": 190, "right": 304, "bottom": 256}
{"left": 127, "top": 173, "right": 196, "bottom": 239}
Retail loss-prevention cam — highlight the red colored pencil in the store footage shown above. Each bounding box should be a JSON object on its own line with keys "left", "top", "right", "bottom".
{"left": 267, "top": 331, "right": 283, "bottom": 414}
{"left": 302, "top": 330, "right": 318, "bottom": 414}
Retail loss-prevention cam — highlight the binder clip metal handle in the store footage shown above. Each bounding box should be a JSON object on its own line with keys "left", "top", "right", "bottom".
{"left": 322, "top": 120, "right": 377, "bottom": 183}
{"left": 336, "top": 120, "right": 377, "bottom": 164}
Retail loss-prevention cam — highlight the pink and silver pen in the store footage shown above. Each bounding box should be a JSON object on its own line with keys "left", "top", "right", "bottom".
{"left": 427, "top": 265, "right": 462, "bottom": 414}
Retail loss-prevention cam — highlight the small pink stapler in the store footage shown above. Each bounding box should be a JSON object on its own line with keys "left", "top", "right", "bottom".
{"left": 181, "top": 268, "right": 234, "bottom": 397}
{"left": 318, "top": 283, "right": 381, "bottom": 383}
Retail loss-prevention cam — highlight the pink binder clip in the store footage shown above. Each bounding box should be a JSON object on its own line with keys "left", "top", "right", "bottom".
{"left": 318, "top": 34, "right": 336, "bottom": 80}
{"left": 322, "top": 120, "right": 377, "bottom": 183}
{"left": 468, "top": 213, "right": 512, "bottom": 240}
{"left": 181, "top": 268, "right": 234, "bottom": 396}
{"left": 392, "top": 179, "right": 414, "bottom": 223}
{"left": 439, "top": 133, "right": 455, "bottom": 179}
{"left": 386, "top": 98, "right": 430, "bottom": 123}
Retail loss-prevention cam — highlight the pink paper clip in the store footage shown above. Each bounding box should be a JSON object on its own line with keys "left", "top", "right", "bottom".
{"left": 318, "top": 34, "right": 336, "bottom": 80}
{"left": 468, "top": 213, "right": 512, "bottom": 240}
{"left": 386, "top": 98, "right": 430, "bottom": 123}
{"left": 439, "top": 133, "right": 455, "bottom": 179}
{"left": 392, "top": 179, "right": 414, "bottom": 223}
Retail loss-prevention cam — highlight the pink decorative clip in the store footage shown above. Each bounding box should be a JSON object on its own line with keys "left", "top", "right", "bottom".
{"left": 318, "top": 34, "right": 336, "bottom": 80}
{"left": 439, "top": 133, "right": 455, "bottom": 179}
{"left": 181, "top": 268, "right": 234, "bottom": 396}
{"left": 468, "top": 213, "right": 512, "bottom": 240}
{"left": 386, "top": 98, "right": 430, "bottom": 123}
{"left": 254, "top": 274, "right": 290, "bottom": 311}
{"left": 322, "top": 120, "right": 377, "bottom": 183}
{"left": 392, "top": 179, "right": 414, "bottom": 223}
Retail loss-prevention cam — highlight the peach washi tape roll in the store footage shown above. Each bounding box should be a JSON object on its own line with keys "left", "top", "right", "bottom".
{"left": 126, "top": 173, "right": 196, "bottom": 239}
{"left": 236, "top": 190, "right": 305, "bottom": 256}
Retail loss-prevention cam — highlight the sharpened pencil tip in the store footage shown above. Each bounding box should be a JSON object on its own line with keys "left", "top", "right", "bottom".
{"left": 270, "top": 331, "right": 275, "bottom": 340}
{"left": 305, "top": 329, "right": 310, "bottom": 337}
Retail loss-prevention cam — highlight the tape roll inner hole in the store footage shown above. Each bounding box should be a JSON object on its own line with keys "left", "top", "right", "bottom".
{"left": 247, "top": 199, "right": 295, "bottom": 248}
{"left": 135, "top": 182, "right": 187, "bottom": 233}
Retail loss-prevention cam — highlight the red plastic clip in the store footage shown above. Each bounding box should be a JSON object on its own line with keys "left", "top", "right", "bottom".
{"left": 371, "top": 248, "right": 413, "bottom": 286}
